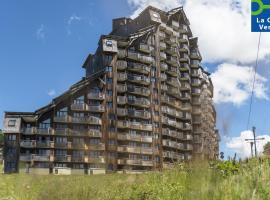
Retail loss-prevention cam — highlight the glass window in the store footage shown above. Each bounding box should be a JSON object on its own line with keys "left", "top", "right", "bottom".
{"left": 8, "top": 120, "right": 16, "bottom": 127}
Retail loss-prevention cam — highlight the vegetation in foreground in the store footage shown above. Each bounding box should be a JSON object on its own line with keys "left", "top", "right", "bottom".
{"left": 1, "top": 159, "right": 270, "bottom": 200}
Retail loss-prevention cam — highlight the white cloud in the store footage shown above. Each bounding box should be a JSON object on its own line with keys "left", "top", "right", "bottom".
{"left": 47, "top": 89, "right": 56, "bottom": 97}
{"left": 67, "top": 14, "right": 82, "bottom": 25}
{"left": 226, "top": 130, "right": 270, "bottom": 158}
{"left": 36, "top": 24, "right": 46, "bottom": 40}
{"left": 211, "top": 63, "right": 269, "bottom": 105}
{"left": 127, "top": 0, "right": 270, "bottom": 63}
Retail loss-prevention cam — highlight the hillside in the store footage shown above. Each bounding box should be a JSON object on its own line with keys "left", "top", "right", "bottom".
{"left": 0, "top": 159, "right": 270, "bottom": 200}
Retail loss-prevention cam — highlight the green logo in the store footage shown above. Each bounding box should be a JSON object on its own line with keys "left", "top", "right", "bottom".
{"left": 252, "top": 0, "right": 270, "bottom": 16}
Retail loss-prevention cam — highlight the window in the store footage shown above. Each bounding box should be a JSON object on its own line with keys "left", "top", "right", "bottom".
{"left": 89, "top": 151, "right": 101, "bottom": 158}
{"left": 73, "top": 164, "right": 84, "bottom": 169}
{"left": 90, "top": 139, "right": 100, "bottom": 145}
{"left": 8, "top": 120, "right": 16, "bottom": 127}
{"left": 107, "top": 102, "right": 113, "bottom": 108}
{"left": 7, "top": 135, "right": 16, "bottom": 141}
{"left": 106, "top": 66, "right": 112, "bottom": 72}
{"left": 73, "top": 96, "right": 84, "bottom": 104}
{"left": 107, "top": 90, "right": 113, "bottom": 96}
{"left": 55, "top": 150, "right": 67, "bottom": 156}
{"left": 55, "top": 137, "right": 67, "bottom": 143}
{"left": 106, "top": 40, "right": 113, "bottom": 47}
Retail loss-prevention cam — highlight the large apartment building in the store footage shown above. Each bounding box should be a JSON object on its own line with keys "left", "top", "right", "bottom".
{"left": 3, "top": 6, "right": 219, "bottom": 174}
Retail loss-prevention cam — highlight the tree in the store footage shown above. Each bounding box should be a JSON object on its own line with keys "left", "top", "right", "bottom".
{"left": 263, "top": 142, "right": 270, "bottom": 156}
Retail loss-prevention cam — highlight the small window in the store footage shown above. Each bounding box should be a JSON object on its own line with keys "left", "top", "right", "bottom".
{"left": 106, "top": 66, "right": 112, "bottom": 72}
{"left": 106, "top": 40, "right": 113, "bottom": 47}
{"left": 8, "top": 120, "right": 16, "bottom": 127}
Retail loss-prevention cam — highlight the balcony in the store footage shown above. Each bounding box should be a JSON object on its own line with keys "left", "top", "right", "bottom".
{"left": 171, "top": 20, "right": 179, "bottom": 30}
{"left": 185, "top": 144, "right": 193, "bottom": 151}
{"left": 182, "top": 103, "right": 192, "bottom": 111}
{"left": 179, "top": 63, "right": 190, "bottom": 72}
{"left": 117, "top": 159, "right": 153, "bottom": 166}
{"left": 192, "top": 98, "right": 201, "bottom": 105}
{"left": 191, "top": 69, "right": 200, "bottom": 77}
{"left": 190, "top": 60, "right": 200, "bottom": 68}
{"left": 118, "top": 49, "right": 126, "bottom": 59}
{"left": 128, "top": 110, "right": 151, "bottom": 119}
{"left": 167, "top": 66, "right": 178, "bottom": 76}
{"left": 161, "top": 106, "right": 182, "bottom": 119}
{"left": 71, "top": 103, "right": 86, "bottom": 111}
{"left": 160, "top": 42, "right": 167, "bottom": 50}
{"left": 160, "top": 52, "right": 167, "bottom": 61}
{"left": 161, "top": 84, "right": 168, "bottom": 91}
{"left": 182, "top": 113, "right": 192, "bottom": 120}
{"left": 117, "top": 84, "right": 127, "bottom": 93}
{"left": 193, "top": 108, "right": 202, "bottom": 115}
{"left": 184, "top": 134, "right": 193, "bottom": 141}
{"left": 165, "top": 37, "right": 177, "bottom": 46}
{"left": 162, "top": 139, "right": 184, "bottom": 150}
{"left": 190, "top": 51, "right": 202, "bottom": 60}
{"left": 22, "top": 127, "right": 36, "bottom": 135}
{"left": 162, "top": 128, "right": 183, "bottom": 140}
{"left": 127, "top": 51, "right": 153, "bottom": 64}
{"left": 54, "top": 116, "right": 70, "bottom": 123}
{"left": 55, "top": 155, "right": 71, "bottom": 162}
{"left": 138, "top": 43, "right": 153, "bottom": 54}
{"left": 128, "top": 97, "right": 150, "bottom": 108}
{"left": 179, "top": 44, "right": 189, "bottom": 53}
{"left": 71, "top": 156, "right": 85, "bottom": 162}
{"left": 33, "top": 155, "right": 51, "bottom": 162}
{"left": 159, "top": 31, "right": 166, "bottom": 40}
{"left": 166, "top": 77, "right": 179, "bottom": 86}
{"left": 166, "top": 47, "right": 177, "bottom": 55}
{"left": 36, "top": 141, "right": 54, "bottom": 148}
{"left": 179, "top": 24, "right": 188, "bottom": 33}
{"left": 167, "top": 86, "right": 180, "bottom": 96}
{"left": 161, "top": 95, "right": 181, "bottom": 109}
{"left": 160, "top": 62, "right": 168, "bottom": 71}
{"left": 180, "top": 73, "right": 190, "bottom": 81}
{"left": 116, "top": 60, "right": 127, "bottom": 70}
{"left": 117, "top": 134, "right": 152, "bottom": 143}
{"left": 72, "top": 116, "right": 102, "bottom": 125}
{"left": 36, "top": 128, "right": 53, "bottom": 135}
{"left": 117, "top": 108, "right": 128, "bottom": 117}
{"left": 87, "top": 156, "right": 105, "bottom": 163}
{"left": 127, "top": 63, "right": 150, "bottom": 74}
{"left": 180, "top": 93, "right": 191, "bottom": 100}
{"left": 117, "top": 121, "right": 130, "bottom": 129}
{"left": 20, "top": 140, "right": 36, "bottom": 148}
{"left": 87, "top": 92, "right": 105, "bottom": 100}
{"left": 191, "top": 79, "right": 201, "bottom": 87}
{"left": 88, "top": 129, "right": 102, "bottom": 137}
{"left": 163, "top": 151, "right": 183, "bottom": 160}
{"left": 160, "top": 73, "right": 167, "bottom": 81}
{"left": 127, "top": 85, "right": 150, "bottom": 96}
{"left": 55, "top": 142, "right": 72, "bottom": 149}
{"left": 72, "top": 142, "right": 86, "bottom": 149}
{"left": 54, "top": 128, "right": 70, "bottom": 136}
{"left": 179, "top": 34, "right": 189, "bottom": 43}
{"left": 117, "top": 96, "right": 127, "bottom": 105}
{"left": 88, "top": 105, "right": 105, "bottom": 112}
{"left": 88, "top": 143, "right": 105, "bottom": 151}
{"left": 117, "top": 146, "right": 153, "bottom": 155}
{"left": 130, "top": 122, "right": 153, "bottom": 131}
{"left": 118, "top": 40, "right": 129, "bottom": 48}
{"left": 179, "top": 53, "right": 189, "bottom": 63}
{"left": 20, "top": 154, "right": 32, "bottom": 162}
{"left": 161, "top": 117, "right": 182, "bottom": 129}
{"left": 166, "top": 56, "right": 178, "bottom": 67}
{"left": 128, "top": 74, "right": 150, "bottom": 85}
{"left": 192, "top": 88, "right": 201, "bottom": 96}
{"left": 118, "top": 73, "right": 127, "bottom": 81}
{"left": 180, "top": 82, "right": 191, "bottom": 91}
{"left": 182, "top": 123, "right": 192, "bottom": 131}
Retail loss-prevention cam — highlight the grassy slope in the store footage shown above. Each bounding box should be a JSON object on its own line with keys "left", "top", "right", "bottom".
{"left": 1, "top": 159, "right": 270, "bottom": 200}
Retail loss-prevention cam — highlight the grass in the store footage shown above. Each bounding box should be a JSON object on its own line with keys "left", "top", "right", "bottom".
{"left": 1, "top": 159, "right": 270, "bottom": 200}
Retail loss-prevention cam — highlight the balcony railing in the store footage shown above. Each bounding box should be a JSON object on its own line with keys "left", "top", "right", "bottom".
{"left": 117, "top": 146, "right": 154, "bottom": 155}
{"left": 179, "top": 44, "right": 189, "bottom": 53}
{"left": 161, "top": 95, "right": 181, "bottom": 109}
{"left": 190, "top": 60, "right": 200, "bottom": 68}
{"left": 87, "top": 156, "right": 105, "bottom": 163}
{"left": 161, "top": 117, "right": 182, "bottom": 129}
{"left": 127, "top": 62, "right": 151, "bottom": 74}
{"left": 167, "top": 66, "right": 178, "bottom": 76}
{"left": 180, "top": 82, "right": 191, "bottom": 91}
{"left": 191, "top": 79, "right": 201, "bottom": 87}
{"left": 180, "top": 73, "right": 190, "bottom": 81}
{"left": 20, "top": 154, "right": 32, "bottom": 162}
{"left": 116, "top": 60, "right": 127, "bottom": 70}
{"left": 116, "top": 95, "right": 127, "bottom": 105}
{"left": 171, "top": 20, "right": 179, "bottom": 30}
{"left": 117, "top": 84, "right": 127, "bottom": 93}
{"left": 179, "top": 34, "right": 189, "bottom": 43}
{"left": 180, "top": 63, "right": 190, "bottom": 72}
{"left": 128, "top": 98, "right": 150, "bottom": 107}
{"left": 117, "top": 121, "right": 130, "bottom": 129}
{"left": 54, "top": 116, "right": 70, "bottom": 123}
{"left": 127, "top": 51, "right": 154, "bottom": 64}
{"left": 192, "top": 88, "right": 201, "bottom": 95}
{"left": 166, "top": 47, "right": 177, "bottom": 55}
{"left": 161, "top": 106, "right": 182, "bottom": 118}
{"left": 87, "top": 92, "right": 105, "bottom": 100}
{"left": 180, "top": 93, "right": 191, "bottom": 100}
{"left": 33, "top": 155, "right": 51, "bottom": 162}
{"left": 138, "top": 43, "right": 153, "bottom": 53}
{"left": 160, "top": 52, "right": 167, "bottom": 61}
{"left": 163, "top": 151, "right": 183, "bottom": 160}
{"left": 130, "top": 122, "right": 153, "bottom": 131}
{"left": 36, "top": 141, "right": 54, "bottom": 148}
{"left": 160, "top": 62, "right": 168, "bottom": 71}
{"left": 54, "top": 128, "right": 70, "bottom": 136}
{"left": 162, "top": 128, "right": 183, "bottom": 140}
{"left": 162, "top": 139, "right": 184, "bottom": 150}
{"left": 166, "top": 56, "right": 178, "bottom": 66}
{"left": 127, "top": 85, "right": 150, "bottom": 96}
{"left": 190, "top": 51, "right": 201, "bottom": 60}
{"left": 36, "top": 128, "right": 53, "bottom": 135}
{"left": 55, "top": 155, "right": 71, "bottom": 162}
{"left": 71, "top": 156, "right": 85, "bottom": 162}
{"left": 128, "top": 74, "right": 150, "bottom": 85}
{"left": 117, "top": 108, "right": 128, "bottom": 116}
{"left": 160, "top": 42, "right": 167, "bottom": 50}
{"left": 117, "top": 134, "right": 152, "bottom": 143}
{"left": 118, "top": 73, "right": 127, "bottom": 81}
{"left": 22, "top": 127, "right": 36, "bottom": 135}
{"left": 179, "top": 53, "right": 189, "bottom": 62}
{"left": 20, "top": 140, "right": 36, "bottom": 148}
{"left": 165, "top": 37, "right": 177, "bottom": 45}
{"left": 71, "top": 103, "right": 86, "bottom": 111}
{"left": 160, "top": 73, "right": 167, "bottom": 81}
{"left": 159, "top": 31, "right": 166, "bottom": 40}
{"left": 87, "top": 105, "right": 105, "bottom": 112}
{"left": 88, "top": 143, "right": 105, "bottom": 151}
{"left": 55, "top": 142, "right": 72, "bottom": 149}
{"left": 128, "top": 110, "right": 151, "bottom": 119}
{"left": 179, "top": 24, "right": 188, "bottom": 33}
{"left": 117, "top": 159, "right": 153, "bottom": 166}
{"left": 72, "top": 116, "right": 102, "bottom": 125}
{"left": 166, "top": 77, "right": 179, "bottom": 86}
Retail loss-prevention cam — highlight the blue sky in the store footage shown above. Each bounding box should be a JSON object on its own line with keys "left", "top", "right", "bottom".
{"left": 1, "top": 0, "right": 270, "bottom": 159}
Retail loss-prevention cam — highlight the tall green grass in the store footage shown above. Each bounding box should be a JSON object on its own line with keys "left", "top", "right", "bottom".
{"left": 0, "top": 159, "right": 270, "bottom": 200}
